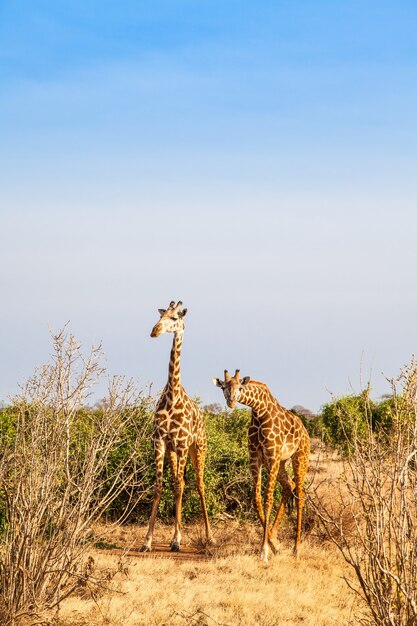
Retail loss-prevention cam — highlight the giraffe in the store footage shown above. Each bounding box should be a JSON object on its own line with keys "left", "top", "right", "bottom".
{"left": 140, "top": 301, "right": 213, "bottom": 553}
{"left": 213, "top": 369, "right": 310, "bottom": 561}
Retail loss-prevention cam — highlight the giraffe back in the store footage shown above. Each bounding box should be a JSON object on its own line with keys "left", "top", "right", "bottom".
{"left": 245, "top": 382, "right": 309, "bottom": 464}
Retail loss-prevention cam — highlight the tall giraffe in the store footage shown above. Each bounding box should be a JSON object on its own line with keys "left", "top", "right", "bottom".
{"left": 213, "top": 369, "right": 310, "bottom": 561}
{"left": 140, "top": 301, "right": 213, "bottom": 552}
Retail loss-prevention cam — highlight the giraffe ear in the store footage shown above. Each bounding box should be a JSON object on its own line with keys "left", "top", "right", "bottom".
{"left": 212, "top": 377, "right": 224, "bottom": 388}
{"left": 158, "top": 309, "right": 166, "bottom": 316}
{"left": 180, "top": 308, "right": 188, "bottom": 318}
{"left": 242, "top": 376, "right": 251, "bottom": 385}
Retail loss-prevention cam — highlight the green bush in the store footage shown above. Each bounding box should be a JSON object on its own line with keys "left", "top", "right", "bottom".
{"left": 0, "top": 406, "right": 17, "bottom": 451}
{"left": 0, "top": 406, "right": 19, "bottom": 532}
{"left": 202, "top": 408, "right": 252, "bottom": 518}
{"left": 321, "top": 392, "right": 374, "bottom": 450}
{"left": 2, "top": 376, "right": 415, "bottom": 533}
{"left": 320, "top": 391, "right": 405, "bottom": 451}
{"left": 0, "top": 401, "right": 257, "bottom": 525}
{"left": 96, "top": 402, "right": 154, "bottom": 520}
{"left": 0, "top": 398, "right": 315, "bottom": 527}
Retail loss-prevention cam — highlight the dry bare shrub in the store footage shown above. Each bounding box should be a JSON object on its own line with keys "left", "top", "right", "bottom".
{"left": 0, "top": 327, "right": 149, "bottom": 625}
{"left": 305, "top": 452, "right": 357, "bottom": 544}
{"left": 311, "top": 359, "right": 417, "bottom": 626}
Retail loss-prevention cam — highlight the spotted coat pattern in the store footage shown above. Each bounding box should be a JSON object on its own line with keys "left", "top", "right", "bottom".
{"left": 214, "top": 370, "right": 310, "bottom": 560}
{"left": 141, "top": 302, "right": 212, "bottom": 552}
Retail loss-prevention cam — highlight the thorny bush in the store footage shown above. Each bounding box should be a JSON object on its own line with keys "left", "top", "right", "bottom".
{"left": 312, "top": 359, "right": 417, "bottom": 626}
{"left": 0, "top": 328, "right": 149, "bottom": 625}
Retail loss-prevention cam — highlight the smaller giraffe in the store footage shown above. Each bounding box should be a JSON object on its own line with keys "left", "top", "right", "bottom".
{"left": 213, "top": 370, "right": 310, "bottom": 561}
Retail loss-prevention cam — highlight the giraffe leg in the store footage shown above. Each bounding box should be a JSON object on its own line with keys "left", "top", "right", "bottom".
{"left": 170, "top": 449, "right": 187, "bottom": 552}
{"left": 292, "top": 439, "right": 310, "bottom": 557}
{"left": 140, "top": 440, "right": 165, "bottom": 552}
{"left": 270, "top": 460, "right": 295, "bottom": 538}
{"left": 250, "top": 455, "right": 279, "bottom": 553}
{"left": 250, "top": 454, "right": 265, "bottom": 525}
{"left": 260, "top": 459, "right": 280, "bottom": 562}
{"left": 167, "top": 448, "right": 178, "bottom": 485}
{"left": 167, "top": 448, "right": 178, "bottom": 542}
{"left": 189, "top": 443, "right": 213, "bottom": 545}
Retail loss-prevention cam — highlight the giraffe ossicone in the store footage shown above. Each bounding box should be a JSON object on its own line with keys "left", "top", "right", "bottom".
{"left": 140, "top": 301, "right": 213, "bottom": 553}
{"left": 213, "top": 369, "right": 310, "bottom": 560}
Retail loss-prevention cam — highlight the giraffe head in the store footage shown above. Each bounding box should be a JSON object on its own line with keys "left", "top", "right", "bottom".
{"left": 151, "top": 301, "right": 188, "bottom": 338}
{"left": 212, "top": 369, "right": 250, "bottom": 408}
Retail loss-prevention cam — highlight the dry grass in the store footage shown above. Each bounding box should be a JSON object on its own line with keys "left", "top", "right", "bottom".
{"left": 37, "top": 450, "right": 360, "bottom": 626}
{"left": 47, "top": 533, "right": 355, "bottom": 626}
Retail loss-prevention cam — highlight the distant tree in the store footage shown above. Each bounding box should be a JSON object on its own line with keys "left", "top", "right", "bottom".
{"left": 203, "top": 403, "right": 223, "bottom": 414}
{"left": 290, "top": 405, "right": 314, "bottom": 420}
{"left": 290, "top": 405, "right": 322, "bottom": 437}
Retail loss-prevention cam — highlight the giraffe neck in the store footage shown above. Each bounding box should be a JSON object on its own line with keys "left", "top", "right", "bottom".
{"left": 167, "top": 331, "right": 183, "bottom": 401}
{"left": 238, "top": 381, "right": 276, "bottom": 412}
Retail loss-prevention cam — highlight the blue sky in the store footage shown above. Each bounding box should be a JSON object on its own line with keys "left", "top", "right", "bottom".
{"left": 1, "top": 1, "right": 417, "bottom": 410}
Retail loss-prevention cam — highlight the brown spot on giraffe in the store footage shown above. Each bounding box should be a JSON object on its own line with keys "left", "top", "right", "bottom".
{"left": 213, "top": 369, "right": 310, "bottom": 561}
{"left": 140, "top": 301, "right": 213, "bottom": 553}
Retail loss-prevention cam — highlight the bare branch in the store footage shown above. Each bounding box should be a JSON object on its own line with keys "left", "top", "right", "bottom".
{"left": 0, "top": 327, "right": 152, "bottom": 624}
